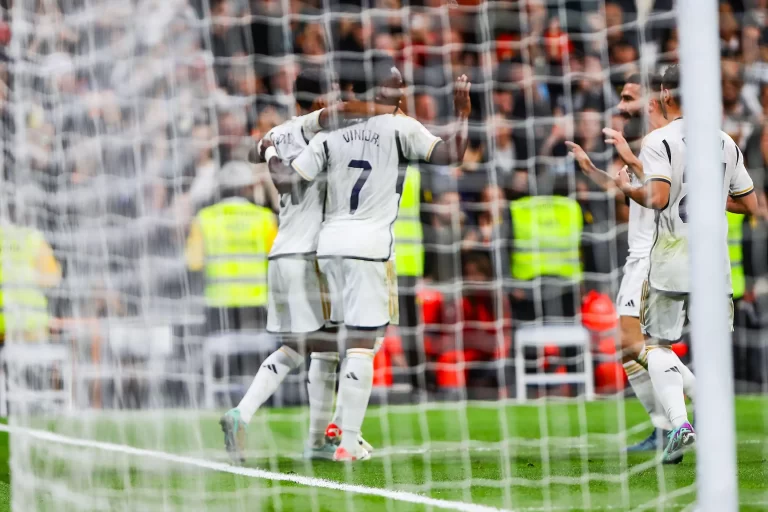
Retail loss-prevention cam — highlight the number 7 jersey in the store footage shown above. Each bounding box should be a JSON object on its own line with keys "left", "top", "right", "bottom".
{"left": 641, "top": 118, "right": 754, "bottom": 294}
{"left": 291, "top": 113, "right": 441, "bottom": 260}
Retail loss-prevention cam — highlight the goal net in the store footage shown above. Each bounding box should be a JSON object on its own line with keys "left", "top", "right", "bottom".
{"left": 2, "top": 0, "right": 766, "bottom": 511}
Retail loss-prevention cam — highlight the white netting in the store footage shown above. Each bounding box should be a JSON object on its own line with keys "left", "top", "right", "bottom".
{"left": 1, "top": 0, "right": 767, "bottom": 511}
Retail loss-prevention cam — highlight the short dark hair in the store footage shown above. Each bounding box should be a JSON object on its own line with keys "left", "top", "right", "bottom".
{"left": 339, "top": 51, "right": 400, "bottom": 96}
{"left": 661, "top": 64, "right": 682, "bottom": 107}
{"left": 623, "top": 72, "right": 662, "bottom": 92}
{"left": 625, "top": 73, "right": 642, "bottom": 86}
{"left": 295, "top": 67, "right": 334, "bottom": 111}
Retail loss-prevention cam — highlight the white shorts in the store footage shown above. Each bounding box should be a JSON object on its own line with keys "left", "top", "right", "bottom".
{"left": 318, "top": 258, "right": 399, "bottom": 329}
{"left": 266, "top": 257, "right": 330, "bottom": 334}
{"left": 640, "top": 280, "right": 734, "bottom": 342}
{"left": 616, "top": 257, "right": 650, "bottom": 318}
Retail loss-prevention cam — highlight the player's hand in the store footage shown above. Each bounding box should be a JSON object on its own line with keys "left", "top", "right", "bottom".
{"left": 614, "top": 165, "right": 632, "bottom": 192}
{"left": 311, "top": 95, "right": 329, "bottom": 111}
{"left": 603, "top": 128, "right": 637, "bottom": 166}
{"left": 565, "top": 141, "right": 597, "bottom": 173}
{"left": 453, "top": 74, "right": 471, "bottom": 118}
{"left": 259, "top": 137, "right": 274, "bottom": 161}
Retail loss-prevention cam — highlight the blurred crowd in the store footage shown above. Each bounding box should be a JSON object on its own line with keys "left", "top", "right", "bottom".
{"left": 3, "top": 0, "right": 768, "bottom": 395}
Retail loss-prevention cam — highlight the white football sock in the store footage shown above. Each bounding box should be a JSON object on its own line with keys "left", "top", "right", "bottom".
{"left": 237, "top": 345, "right": 303, "bottom": 424}
{"left": 329, "top": 357, "right": 346, "bottom": 427}
{"left": 338, "top": 348, "right": 374, "bottom": 452}
{"left": 329, "top": 337, "right": 382, "bottom": 429}
{"left": 624, "top": 361, "right": 672, "bottom": 431}
{"left": 679, "top": 362, "right": 696, "bottom": 403}
{"left": 644, "top": 346, "right": 689, "bottom": 429}
{"left": 307, "top": 352, "right": 338, "bottom": 448}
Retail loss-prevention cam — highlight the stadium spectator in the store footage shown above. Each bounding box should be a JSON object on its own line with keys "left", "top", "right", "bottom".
{"left": 424, "top": 191, "right": 465, "bottom": 284}
{"left": 723, "top": 59, "right": 756, "bottom": 146}
{"left": 431, "top": 251, "right": 512, "bottom": 393}
{"left": 185, "top": 161, "right": 277, "bottom": 334}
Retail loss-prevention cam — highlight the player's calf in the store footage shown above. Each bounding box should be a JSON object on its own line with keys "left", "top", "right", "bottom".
{"left": 333, "top": 331, "right": 380, "bottom": 461}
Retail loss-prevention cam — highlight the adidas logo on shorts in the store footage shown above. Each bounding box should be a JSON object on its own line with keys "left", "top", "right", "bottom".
{"left": 625, "top": 299, "right": 635, "bottom": 308}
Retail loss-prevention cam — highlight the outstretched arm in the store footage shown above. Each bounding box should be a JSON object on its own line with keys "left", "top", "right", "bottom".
{"left": 427, "top": 75, "right": 471, "bottom": 166}
{"left": 603, "top": 128, "right": 644, "bottom": 181}
{"left": 565, "top": 141, "right": 620, "bottom": 192}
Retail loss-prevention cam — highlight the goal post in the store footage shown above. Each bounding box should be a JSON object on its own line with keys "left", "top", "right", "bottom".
{"left": 677, "top": 0, "right": 739, "bottom": 510}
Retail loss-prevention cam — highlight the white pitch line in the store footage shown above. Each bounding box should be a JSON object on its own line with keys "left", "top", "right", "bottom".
{"left": 0, "top": 423, "right": 510, "bottom": 512}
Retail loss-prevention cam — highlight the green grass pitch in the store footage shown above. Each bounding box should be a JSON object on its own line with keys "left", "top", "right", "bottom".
{"left": 0, "top": 396, "right": 765, "bottom": 511}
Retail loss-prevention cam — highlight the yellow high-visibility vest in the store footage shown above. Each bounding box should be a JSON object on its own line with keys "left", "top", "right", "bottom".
{"left": 393, "top": 166, "right": 423, "bottom": 277}
{"left": 0, "top": 225, "right": 50, "bottom": 336}
{"left": 197, "top": 201, "right": 274, "bottom": 308}
{"left": 727, "top": 211, "right": 745, "bottom": 299}
{"left": 510, "top": 196, "right": 583, "bottom": 281}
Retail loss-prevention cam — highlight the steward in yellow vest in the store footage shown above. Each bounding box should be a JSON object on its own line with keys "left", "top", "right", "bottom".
{"left": 186, "top": 161, "right": 277, "bottom": 332}
{"left": 727, "top": 211, "right": 745, "bottom": 300}
{"left": 509, "top": 195, "right": 583, "bottom": 281}
{"left": 393, "top": 166, "right": 424, "bottom": 278}
{"left": 0, "top": 222, "right": 61, "bottom": 342}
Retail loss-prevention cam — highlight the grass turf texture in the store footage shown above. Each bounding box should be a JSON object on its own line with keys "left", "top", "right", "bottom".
{"left": 0, "top": 397, "right": 764, "bottom": 511}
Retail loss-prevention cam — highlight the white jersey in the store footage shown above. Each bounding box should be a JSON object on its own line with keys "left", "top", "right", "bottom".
{"left": 626, "top": 173, "right": 656, "bottom": 261}
{"left": 264, "top": 110, "right": 325, "bottom": 258}
{"left": 291, "top": 114, "right": 441, "bottom": 260}
{"left": 641, "top": 118, "right": 754, "bottom": 293}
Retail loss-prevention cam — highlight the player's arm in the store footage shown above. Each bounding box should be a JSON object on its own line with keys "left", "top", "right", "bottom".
{"left": 263, "top": 135, "right": 326, "bottom": 195}
{"left": 317, "top": 101, "right": 399, "bottom": 130}
{"left": 728, "top": 156, "right": 759, "bottom": 217}
{"left": 565, "top": 141, "right": 621, "bottom": 192}
{"left": 615, "top": 166, "right": 670, "bottom": 209}
{"left": 616, "top": 140, "right": 671, "bottom": 209}
{"left": 425, "top": 75, "right": 471, "bottom": 166}
{"left": 249, "top": 130, "right": 273, "bottom": 164}
{"left": 602, "top": 128, "right": 645, "bottom": 181}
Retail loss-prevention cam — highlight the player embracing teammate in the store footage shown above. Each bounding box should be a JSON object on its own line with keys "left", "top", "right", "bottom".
{"left": 223, "top": 55, "right": 471, "bottom": 463}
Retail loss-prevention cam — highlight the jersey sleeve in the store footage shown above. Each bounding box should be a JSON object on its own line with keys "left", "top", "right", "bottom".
{"left": 730, "top": 149, "right": 754, "bottom": 198}
{"left": 299, "top": 109, "right": 323, "bottom": 139}
{"left": 291, "top": 132, "right": 328, "bottom": 181}
{"left": 639, "top": 137, "right": 672, "bottom": 184}
{"left": 397, "top": 116, "right": 442, "bottom": 162}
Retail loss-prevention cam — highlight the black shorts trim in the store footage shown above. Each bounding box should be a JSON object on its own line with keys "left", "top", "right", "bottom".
{"left": 268, "top": 252, "right": 317, "bottom": 260}
{"left": 316, "top": 255, "right": 390, "bottom": 262}
{"left": 345, "top": 322, "right": 389, "bottom": 331}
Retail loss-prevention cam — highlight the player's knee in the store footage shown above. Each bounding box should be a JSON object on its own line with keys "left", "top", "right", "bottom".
{"left": 344, "top": 328, "right": 384, "bottom": 350}
{"left": 619, "top": 316, "right": 644, "bottom": 363}
{"left": 306, "top": 327, "right": 339, "bottom": 353}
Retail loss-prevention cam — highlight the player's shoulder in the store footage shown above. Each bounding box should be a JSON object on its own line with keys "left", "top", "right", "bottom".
{"left": 719, "top": 130, "right": 739, "bottom": 151}
{"left": 719, "top": 130, "right": 743, "bottom": 166}
{"left": 640, "top": 126, "right": 671, "bottom": 151}
{"left": 265, "top": 117, "right": 299, "bottom": 139}
{"left": 389, "top": 112, "right": 423, "bottom": 130}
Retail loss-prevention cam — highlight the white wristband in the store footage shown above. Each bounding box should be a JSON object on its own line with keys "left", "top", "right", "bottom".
{"left": 264, "top": 146, "right": 278, "bottom": 162}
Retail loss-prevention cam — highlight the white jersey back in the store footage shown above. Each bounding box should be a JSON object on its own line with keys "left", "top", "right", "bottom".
{"left": 641, "top": 118, "right": 754, "bottom": 293}
{"left": 292, "top": 114, "right": 440, "bottom": 260}
{"left": 265, "top": 110, "right": 325, "bottom": 257}
{"left": 626, "top": 174, "right": 656, "bottom": 261}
